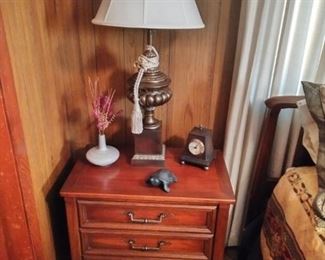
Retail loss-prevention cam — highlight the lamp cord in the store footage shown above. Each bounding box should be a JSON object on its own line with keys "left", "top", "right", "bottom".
{"left": 131, "top": 45, "right": 159, "bottom": 134}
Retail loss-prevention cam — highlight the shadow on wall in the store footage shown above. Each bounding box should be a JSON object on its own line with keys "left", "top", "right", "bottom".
{"left": 165, "top": 135, "right": 185, "bottom": 148}
{"left": 46, "top": 157, "right": 74, "bottom": 260}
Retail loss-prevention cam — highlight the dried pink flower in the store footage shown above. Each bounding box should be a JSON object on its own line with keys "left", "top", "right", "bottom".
{"left": 89, "top": 77, "right": 121, "bottom": 134}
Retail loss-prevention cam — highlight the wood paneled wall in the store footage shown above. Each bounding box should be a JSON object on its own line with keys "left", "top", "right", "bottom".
{"left": 0, "top": 0, "right": 240, "bottom": 259}
{"left": 89, "top": 0, "right": 241, "bottom": 149}
{"left": 0, "top": 0, "right": 99, "bottom": 258}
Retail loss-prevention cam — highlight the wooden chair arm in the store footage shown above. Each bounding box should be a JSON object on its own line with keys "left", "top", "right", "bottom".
{"left": 265, "top": 95, "right": 304, "bottom": 110}
{"left": 244, "top": 95, "right": 304, "bottom": 225}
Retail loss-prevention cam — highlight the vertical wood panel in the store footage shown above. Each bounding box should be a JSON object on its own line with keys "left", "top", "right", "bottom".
{"left": 51, "top": 0, "right": 97, "bottom": 150}
{"left": 1, "top": 1, "right": 63, "bottom": 258}
{"left": 209, "top": 0, "right": 241, "bottom": 148}
{"left": 123, "top": 28, "right": 145, "bottom": 144}
{"left": 0, "top": 9, "right": 44, "bottom": 259}
{"left": 94, "top": 25, "right": 126, "bottom": 145}
{"left": 0, "top": 224, "right": 9, "bottom": 260}
{"left": 93, "top": 0, "right": 126, "bottom": 146}
{"left": 0, "top": 0, "right": 97, "bottom": 258}
{"left": 154, "top": 30, "right": 170, "bottom": 142}
{"left": 167, "top": 0, "right": 221, "bottom": 146}
{"left": 0, "top": 85, "right": 35, "bottom": 260}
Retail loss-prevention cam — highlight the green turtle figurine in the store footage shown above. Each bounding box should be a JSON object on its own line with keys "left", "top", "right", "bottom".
{"left": 147, "top": 168, "right": 177, "bottom": 192}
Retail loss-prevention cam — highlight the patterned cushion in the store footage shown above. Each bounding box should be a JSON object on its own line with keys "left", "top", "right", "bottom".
{"left": 260, "top": 167, "right": 325, "bottom": 259}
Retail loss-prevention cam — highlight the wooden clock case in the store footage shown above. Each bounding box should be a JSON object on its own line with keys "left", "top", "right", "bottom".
{"left": 181, "top": 126, "right": 214, "bottom": 169}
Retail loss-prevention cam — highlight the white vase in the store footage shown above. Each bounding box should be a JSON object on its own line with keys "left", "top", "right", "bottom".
{"left": 86, "top": 134, "right": 120, "bottom": 166}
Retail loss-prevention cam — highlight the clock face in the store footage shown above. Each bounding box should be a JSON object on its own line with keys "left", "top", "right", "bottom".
{"left": 188, "top": 138, "right": 205, "bottom": 156}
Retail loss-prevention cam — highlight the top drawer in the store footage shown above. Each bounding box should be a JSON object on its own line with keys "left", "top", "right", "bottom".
{"left": 78, "top": 200, "right": 216, "bottom": 234}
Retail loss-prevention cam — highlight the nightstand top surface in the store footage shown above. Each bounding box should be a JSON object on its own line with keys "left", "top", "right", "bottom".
{"left": 60, "top": 148, "right": 235, "bottom": 205}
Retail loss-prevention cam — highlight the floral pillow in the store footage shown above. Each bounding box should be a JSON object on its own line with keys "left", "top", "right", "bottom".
{"left": 297, "top": 98, "right": 318, "bottom": 163}
{"left": 302, "top": 81, "right": 325, "bottom": 224}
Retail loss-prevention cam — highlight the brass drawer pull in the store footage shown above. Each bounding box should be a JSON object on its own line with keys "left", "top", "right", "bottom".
{"left": 127, "top": 212, "right": 166, "bottom": 224}
{"left": 128, "top": 240, "right": 166, "bottom": 251}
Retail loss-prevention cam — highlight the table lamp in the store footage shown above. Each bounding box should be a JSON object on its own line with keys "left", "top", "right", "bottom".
{"left": 92, "top": 0, "right": 204, "bottom": 166}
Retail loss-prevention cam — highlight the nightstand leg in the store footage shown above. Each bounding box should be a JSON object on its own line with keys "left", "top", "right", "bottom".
{"left": 213, "top": 204, "right": 230, "bottom": 260}
{"left": 65, "top": 198, "right": 81, "bottom": 260}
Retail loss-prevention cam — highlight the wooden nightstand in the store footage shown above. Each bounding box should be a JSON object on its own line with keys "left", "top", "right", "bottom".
{"left": 60, "top": 148, "right": 235, "bottom": 260}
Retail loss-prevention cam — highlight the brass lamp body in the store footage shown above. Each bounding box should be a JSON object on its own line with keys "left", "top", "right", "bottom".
{"left": 127, "top": 55, "right": 172, "bottom": 129}
{"left": 127, "top": 32, "right": 172, "bottom": 165}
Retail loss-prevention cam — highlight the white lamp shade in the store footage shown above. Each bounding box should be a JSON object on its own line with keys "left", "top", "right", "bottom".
{"left": 92, "top": 0, "right": 205, "bottom": 29}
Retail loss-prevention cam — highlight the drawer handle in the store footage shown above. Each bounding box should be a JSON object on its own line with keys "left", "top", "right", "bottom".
{"left": 128, "top": 240, "right": 166, "bottom": 251}
{"left": 127, "top": 212, "right": 166, "bottom": 224}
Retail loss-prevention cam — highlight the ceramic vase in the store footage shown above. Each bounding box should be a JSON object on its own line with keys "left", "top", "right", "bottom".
{"left": 86, "top": 134, "right": 120, "bottom": 166}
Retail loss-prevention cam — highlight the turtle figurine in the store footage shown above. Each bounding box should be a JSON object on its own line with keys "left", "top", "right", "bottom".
{"left": 147, "top": 168, "right": 177, "bottom": 192}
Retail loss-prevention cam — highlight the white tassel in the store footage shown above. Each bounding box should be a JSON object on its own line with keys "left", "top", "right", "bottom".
{"left": 131, "top": 45, "right": 160, "bottom": 134}
{"left": 131, "top": 69, "right": 144, "bottom": 134}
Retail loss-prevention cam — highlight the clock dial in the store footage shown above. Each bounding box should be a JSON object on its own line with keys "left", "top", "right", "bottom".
{"left": 188, "top": 138, "right": 205, "bottom": 155}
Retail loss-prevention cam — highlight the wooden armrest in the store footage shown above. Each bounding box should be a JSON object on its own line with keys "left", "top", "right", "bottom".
{"left": 265, "top": 95, "right": 304, "bottom": 110}
{"left": 244, "top": 95, "right": 304, "bottom": 225}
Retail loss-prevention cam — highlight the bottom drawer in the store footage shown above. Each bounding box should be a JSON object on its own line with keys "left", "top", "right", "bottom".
{"left": 83, "top": 256, "right": 191, "bottom": 260}
{"left": 81, "top": 229, "right": 213, "bottom": 259}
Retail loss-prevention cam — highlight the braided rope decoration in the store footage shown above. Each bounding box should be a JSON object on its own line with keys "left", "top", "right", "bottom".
{"left": 131, "top": 45, "right": 159, "bottom": 134}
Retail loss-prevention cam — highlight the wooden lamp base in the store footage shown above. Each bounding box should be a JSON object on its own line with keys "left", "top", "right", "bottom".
{"left": 131, "top": 127, "right": 165, "bottom": 166}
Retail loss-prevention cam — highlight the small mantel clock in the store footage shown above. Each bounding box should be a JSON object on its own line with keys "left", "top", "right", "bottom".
{"left": 181, "top": 126, "right": 214, "bottom": 170}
